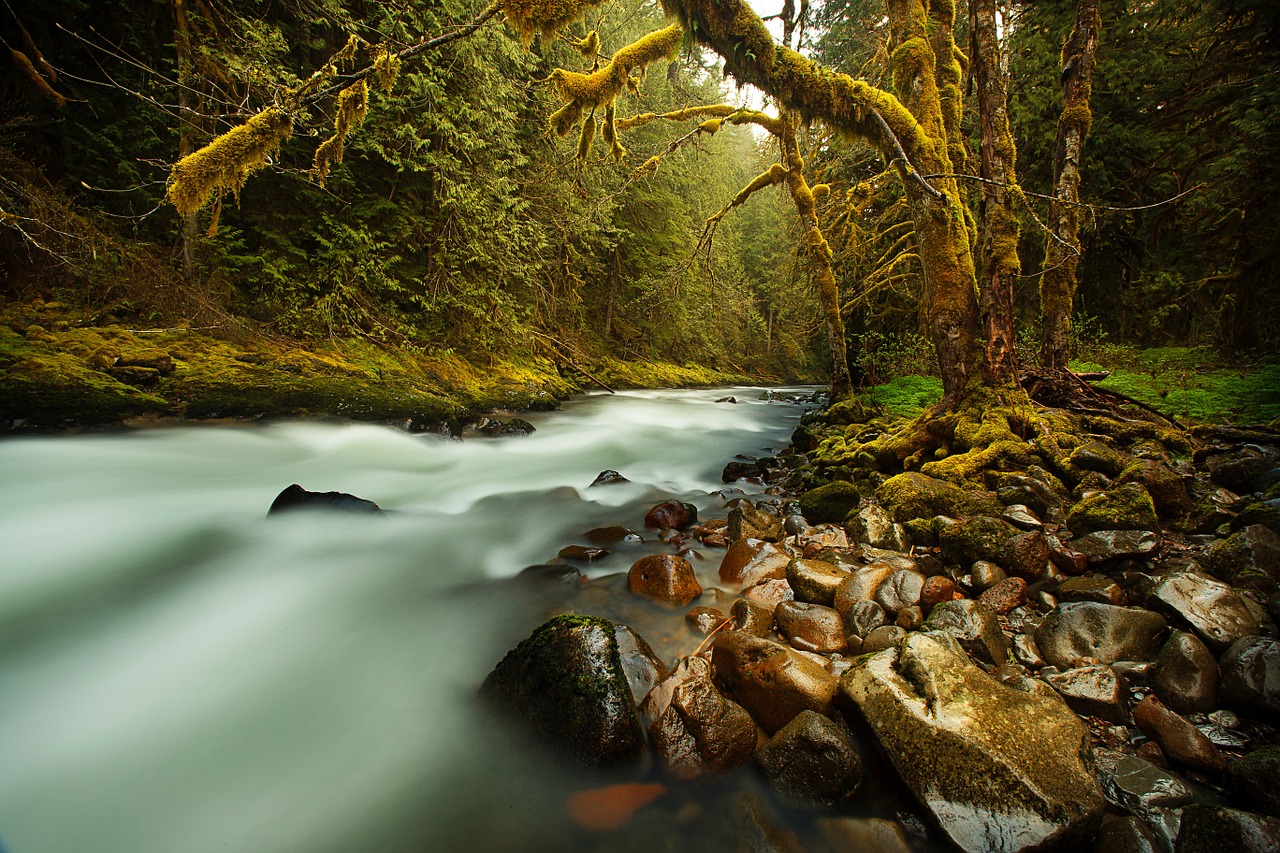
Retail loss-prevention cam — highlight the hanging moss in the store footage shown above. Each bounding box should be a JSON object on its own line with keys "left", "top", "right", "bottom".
{"left": 548, "top": 23, "right": 682, "bottom": 131}
{"left": 312, "top": 80, "right": 370, "bottom": 186}
{"left": 501, "top": 0, "right": 612, "bottom": 43}
{"left": 371, "top": 43, "right": 401, "bottom": 93}
{"left": 10, "top": 48, "right": 66, "bottom": 107}
{"left": 576, "top": 30, "right": 600, "bottom": 57}
{"left": 167, "top": 107, "right": 294, "bottom": 217}
{"left": 577, "top": 112, "right": 598, "bottom": 161}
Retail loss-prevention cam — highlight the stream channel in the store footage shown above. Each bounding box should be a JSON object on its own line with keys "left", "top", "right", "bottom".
{"left": 0, "top": 385, "right": 910, "bottom": 853}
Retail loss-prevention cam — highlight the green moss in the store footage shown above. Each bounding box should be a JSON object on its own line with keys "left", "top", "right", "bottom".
{"left": 875, "top": 471, "right": 1002, "bottom": 523}
{"left": 1065, "top": 482, "right": 1158, "bottom": 535}
{"left": 800, "top": 480, "right": 861, "bottom": 523}
{"left": 938, "top": 515, "right": 1019, "bottom": 566}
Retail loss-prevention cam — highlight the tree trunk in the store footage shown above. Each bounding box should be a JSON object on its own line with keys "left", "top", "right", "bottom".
{"left": 971, "top": 0, "right": 1021, "bottom": 386}
{"left": 1041, "top": 0, "right": 1101, "bottom": 371}
{"left": 173, "top": 0, "right": 199, "bottom": 275}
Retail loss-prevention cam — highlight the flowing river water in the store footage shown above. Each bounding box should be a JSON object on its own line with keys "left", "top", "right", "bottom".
{"left": 0, "top": 386, "right": 861, "bottom": 853}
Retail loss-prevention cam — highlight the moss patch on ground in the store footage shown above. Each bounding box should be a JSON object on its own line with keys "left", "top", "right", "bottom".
{"left": 1072, "top": 356, "right": 1280, "bottom": 426}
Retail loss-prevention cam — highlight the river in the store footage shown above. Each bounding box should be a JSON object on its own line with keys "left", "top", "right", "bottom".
{"left": 0, "top": 387, "right": 823, "bottom": 853}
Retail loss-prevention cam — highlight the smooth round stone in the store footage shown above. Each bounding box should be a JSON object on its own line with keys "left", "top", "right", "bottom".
{"left": 730, "top": 598, "right": 774, "bottom": 637}
{"left": 875, "top": 569, "right": 925, "bottom": 615}
{"left": 896, "top": 605, "right": 925, "bottom": 631}
{"left": 840, "top": 599, "right": 888, "bottom": 639}
{"left": 861, "top": 625, "right": 907, "bottom": 655}
{"left": 1152, "top": 630, "right": 1218, "bottom": 714}
{"left": 775, "top": 601, "right": 847, "bottom": 654}
{"left": 971, "top": 560, "right": 1006, "bottom": 592}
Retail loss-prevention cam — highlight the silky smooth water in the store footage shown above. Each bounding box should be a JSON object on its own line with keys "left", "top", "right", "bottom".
{"left": 0, "top": 387, "right": 816, "bottom": 853}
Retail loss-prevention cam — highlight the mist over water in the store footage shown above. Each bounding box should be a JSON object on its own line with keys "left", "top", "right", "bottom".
{"left": 0, "top": 387, "right": 814, "bottom": 853}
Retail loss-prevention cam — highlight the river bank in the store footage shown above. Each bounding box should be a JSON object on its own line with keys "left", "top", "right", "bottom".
{"left": 0, "top": 299, "right": 782, "bottom": 431}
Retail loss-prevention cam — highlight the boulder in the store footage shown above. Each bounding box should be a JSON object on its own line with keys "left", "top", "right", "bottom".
{"left": 844, "top": 502, "right": 910, "bottom": 551}
{"left": 1174, "top": 803, "right": 1280, "bottom": 853}
{"left": 1208, "top": 445, "right": 1279, "bottom": 494}
{"left": 644, "top": 500, "right": 698, "bottom": 531}
{"left": 1093, "top": 749, "right": 1194, "bottom": 850}
{"left": 718, "top": 539, "right": 790, "bottom": 588}
{"left": 840, "top": 634, "right": 1105, "bottom": 852}
{"left": 799, "top": 481, "right": 861, "bottom": 524}
{"left": 1066, "top": 483, "right": 1159, "bottom": 536}
{"left": 833, "top": 565, "right": 896, "bottom": 609}
{"left": 584, "top": 525, "right": 641, "bottom": 545}
{"left": 721, "top": 460, "right": 762, "bottom": 483}
{"left": 711, "top": 631, "right": 838, "bottom": 734}
{"left": 1152, "top": 631, "right": 1218, "bottom": 714}
{"left": 742, "top": 578, "right": 794, "bottom": 614}
{"left": 686, "top": 606, "right": 728, "bottom": 634}
{"left": 1219, "top": 635, "right": 1280, "bottom": 721}
{"left": 1208, "top": 524, "right": 1280, "bottom": 588}
{"left": 787, "top": 558, "right": 850, "bottom": 605}
{"left": 1117, "top": 459, "right": 1193, "bottom": 518}
{"left": 477, "top": 417, "right": 535, "bottom": 437}
{"left": 1146, "top": 573, "right": 1262, "bottom": 653}
{"left": 939, "top": 515, "right": 1021, "bottom": 568}
{"left": 728, "top": 500, "right": 784, "bottom": 542}
{"left": 1132, "top": 695, "right": 1226, "bottom": 774}
{"left": 640, "top": 656, "right": 757, "bottom": 780}
{"left": 1033, "top": 602, "right": 1167, "bottom": 669}
{"left": 1070, "top": 530, "right": 1161, "bottom": 565}
{"left": 755, "top": 710, "right": 863, "bottom": 805}
{"left": 1095, "top": 816, "right": 1163, "bottom": 853}
{"left": 874, "top": 569, "right": 925, "bottom": 615}
{"left": 1000, "top": 530, "right": 1051, "bottom": 579}
{"left": 1043, "top": 665, "right": 1130, "bottom": 723}
{"left": 558, "top": 545, "right": 608, "bottom": 562}
{"left": 987, "top": 470, "right": 1069, "bottom": 521}
{"left": 971, "top": 560, "right": 1007, "bottom": 591}
{"left": 590, "top": 469, "right": 629, "bottom": 486}
{"left": 268, "top": 483, "right": 381, "bottom": 514}
{"left": 614, "top": 623, "right": 669, "bottom": 705}
{"left": 481, "top": 614, "right": 647, "bottom": 769}
{"left": 1069, "top": 440, "right": 1129, "bottom": 478}
{"left": 729, "top": 598, "right": 774, "bottom": 637}
{"left": 921, "top": 575, "right": 959, "bottom": 612}
{"left": 628, "top": 554, "right": 702, "bottom": 607}
{"left": 924, "top": 599, "right": 1009, "bottom": 665}
{"left": 774, "top": 601, "right": 846, "bottom": 654}
{"left": 1227, "top": 746, "right": 1280, "bottom": 818}
{"left": 840, "top": 599, "right": 888, "bottom": 640}
{"left": 1002, "top": 504, "right": 1044, "bottom": 531}
{"left": 875, "top": 472, "right": 1002, "bottom": 523}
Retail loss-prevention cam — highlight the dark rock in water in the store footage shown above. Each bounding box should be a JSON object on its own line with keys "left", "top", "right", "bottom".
{"left": 924, "top": 599, "right": 1008, "bottom": 665}
{"left": 584, "top": 525, "right": 642, "bottom": 545}
{"left": 590, "top": 469, "right": 629, "bottom": 486}
{"left": 1132, "top": 695, "right": 1227, "bottom": 774}
{"left": 1033, "top": 602, "right": 1166, "bottom": 669}
{"left": 721, "top": 460, "right": 762, "bottom": 482}
{"left": 628, "top": 554, "right": 701, "bottom": 607}
{"left": 640, "top": 656, "right": 756, "bottom": 779}
{"left": 840, "top": 633, "right": 1105, "bottom": 853}
{"left": 686, "top": 606, "right": 728, "bottom": 634}
{"left": 774, "top": 601, "right": 846, "bottom": 653}
{"left": 558, "top": 545, "right": 609, "bottom": 562}
{"left": 1095, "top": 816, "right": 1163, "bottom": 853}
{"left": 481, "top": 614, "right": 647, "bottom": 769}
{"left": 1228, "top": 746, "right": 1280, "bottom": 818}
{"left": 644, "top": 499, "right": 698, "bottom": 531}
{"left": 1174, "top": 803, "right": 1280, "bottom": 853}
{"left": 718, "top": 539, "right": 790, "bottom": 589}
{"left": 516, "top": 564, "right": 582, "bottom": 586}
{"left": 755, "top": 710, "right": 862, "bottom": 805}
{"left": 1044, "top": 665, "right": 1130, "bottom": 723}
{"left": 268, "top": 483, "right": 381, "bottom": 515}
{"left": 711, "top": 631, "right": 838, "bottom": 734}
{"left": 477, "top": 417, "right": 536, "bottom": 437}
{"left": 1219, "top": 635, "right": 1280, "bottom": 722}
{"left": 1146, "top": 573, "right": 1262, "bottom": 653}
{"left": 1152, "top": 631, "right": 1218, "bottom": 714}
{"left": 715, "top": 395, "right": 738, "bottom": 404}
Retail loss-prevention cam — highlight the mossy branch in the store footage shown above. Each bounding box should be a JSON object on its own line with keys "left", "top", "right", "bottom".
{"left": 166, "top": 107, "right": 293, "bottom": 218}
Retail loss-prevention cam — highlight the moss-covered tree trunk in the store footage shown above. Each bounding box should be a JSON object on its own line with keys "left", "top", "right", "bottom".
{"left": 971, "top": 0, "right": 1022, "bottom": 386}
{"left": 1041, "top": 0, "right": 1100, "bottom": 371}
{"left": 779, "top": 113, "right": 851, "bottom": 399}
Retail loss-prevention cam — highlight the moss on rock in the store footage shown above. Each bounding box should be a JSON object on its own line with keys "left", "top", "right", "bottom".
{"left": 875, "top": 471, "right": 1003, "bottom": 523}
{"left": 800, "top": 480, "right": 862, "bottom": 524}
{"left": 1065, "top": 482, "right": 1159, "bottom": 535}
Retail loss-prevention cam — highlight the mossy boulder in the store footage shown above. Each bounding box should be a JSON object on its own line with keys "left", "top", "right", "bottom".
{"left": 800, "top": 481, "right": 862, "bottom": 524}
{"left": 1232, "top": 499, "right": 1280, "bottom": 535}
{"left": 1065, "top": 482, "right": 1159, "bottom": 536}
{"left": 938, "top": 515, "right": 1018, "bottom": 569}
{"left": 1116, "top": 459, "right": 1192, "bottom": 519}
{"left": 874, "top": 472, "right": 1002, "bottom": 523}
{"left": 1066, "top": 440, "right": 1130, "bottom": 479}
{"left": 1208, "top": 525, "right": 1280, "bottom": 591}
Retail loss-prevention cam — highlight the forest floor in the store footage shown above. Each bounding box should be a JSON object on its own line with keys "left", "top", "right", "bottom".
{"left": 0, "top": 298, "right": 774, "bottom": 431}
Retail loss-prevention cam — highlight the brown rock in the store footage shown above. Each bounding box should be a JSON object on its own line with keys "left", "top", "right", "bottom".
{"left": 787, "top": 558, "right": 850, "bottom": 605}
{"left": 921, "top": 575, "right": 958, "bottom": 611}
{"left": 1132, "top": 695, "right": 1227, "bottom": 774}
{"left": 775, "top": 601, "right": 847, "bottom": 653}
{"left": 730, "top": 598, "right": 774, "bottom": 637}
{"left": 584, "top": 525, "right": 641, "bottom": 546}
{"left": 1001, "top": 530, "right": 1050, "bottom": 579}
{"left": 728, "top": 500, "right": 784, "bottom": 542}
{"left": 978, "top": 576, "right": 1028, "bottom": 615}
{"left": 629, "top": 554, "right": 702, "bottom": 607}
{"left": 644, "top": 500, "right": 697, "bottom": 531}
{"left": 641, "top": 656, "right": 757, "bottom": 779}
{"left": 711, "top": 631, "right": 838, "bottom": 734}
{"left": 742, "top": 578, "right": 794, "bottom": 614}
{"left": 833, "top": 565, "right": 896, "bottom": 611}
{"left": 895, "top": 605, "right": 925, "bottom": 631}
{"left": 718, "top": 538, "right": 790, "bottom": 588}
{"left": 558, "top": 545, "right": 608, "bottom": 562}
{"left": 686, "top": 606, "right": 728, "bottom": 634}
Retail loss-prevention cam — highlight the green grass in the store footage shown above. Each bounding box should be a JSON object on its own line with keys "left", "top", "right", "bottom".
{"left": 1072, "top": 357, "right": 1280, "bottom": 425}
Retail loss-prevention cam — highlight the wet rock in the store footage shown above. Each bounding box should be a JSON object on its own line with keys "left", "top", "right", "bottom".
{"left": 840, "top": 599, "right": 888, "bottom": 639}
{"left": 729, "top": 598, "right": 774, "bottom": 637}
{"left": 1117, "top": 460, "right": 1193, "bottom": 519}
{"left": 482, "top": 614, "right": 647, "bottom": 769}
{"left": 590, "top": 469, "right": 629, "bottom": 486}
{"left": 775, "top": 601, "right": 846, "bottom": 653}
{"left": 862, "top": 625, "right": 907, "bottom": 655}
{"left": 722, "top": 460, "right": 762, "bottom": 482}
{"left": 833, "top": 565, "right": 896, "bottom": 609}
{"left": 876, "top": 472, "right": 1003, "bottom": 523}
{"left": 647, "top": 501, "right": 699, "bottom": 532}
{"left": 1044, "top": 665, "right": 1130, "bottom": 723}
{"left": 1095, "top": 815, "right": 1163, "bottom": 853}
{"left": 615, "top": 624, "right": 669, "bottom": 705}
{"left": 1002, "top": 530, "right": 1051, "bottom": 579}
{"left": 816, "top": 817, "right": 913, "bottom": 853}
{"left": 924, "top": 598, "right": 1009, "bottom": 664}
{"left": 1071, "top": 530, "right": 1162, "bottom": 565}
{"left": 1067, "top": 483, "right": 1159, "bottom": 536}
{"left": 1003, "top": 504, "right": 1044, "bottom": 531}
{"left": 742, "top": 578, "right": 794, "bottom": 614}
{"left": 1147, "top": 573, "right": 1262, "bottom": 653}
{"left": 640, "top": 656, "right": 756, "bottom": 780}
{"left": 799, "top": 481, "right": 862, "bottom": 524}
{"left": 939, "top": 515, "right": 1021, "bottom": 568}
{"left": 1219, "top": 635, "right": 1280, "bottom": 721}
{"left": 711, "top": 632, "right": 839, "bottom": 734}
{"left": 268, "top": 483, "right": 381, "bottom": 514}
{"left": 728, "top": 500, "right": 784, "bottom": 542}
{"left": 1047, "top": 533, "right": 1092, "bottom": 575}
{"left": 1208, "top": 524, "right": 1280, "bottom": 588}
{"left": 1152, "top": 631, "right": 1218, "bottom": 714}
{"left": 1227, "top": 746, "right": 1280, "bottom": 818}
{"left": 584, "top": 525, "right": 642, "bottom": 546}
{"left": 1174, "top": 803, "right": 1280, "bottom": 853}
{"left": 1034, "top": 602, "right": 1167, "bottom": 669}
{"left": 1013, "top": 634, "right": 1046, "bottom": 669}
{"left": 988, "top": 470, "right": 1069, "bottom": 521}
{"left": 686, "top": 607, "right": 728, "bottom": 634}
{"left": 1209, "top": 445, "right": 1280, "bottom": 494}
{"left": 718, "top": 539, "right": 790, "bottom": 588}
{"left": 1071, "top": 440, "right": 1130, "bottom": 478}
{"left": 755, "top": 710, "right": 863, "bottom": 805}
{"left": 1059, "top": 575, "right": 1126, "bottom": 605}
{"left": 921, "top": 575, "right": 958, "bottom": 612}
{"left": 978, "top": 577, "right": 1028, "bottom": 615}
{"left": 1133, "top": 695, "right": 1226, "bottom": 774}
{"left": 478, "top": 417, "right": 535, "bottom": 436}
{"left": 841, "top": 633, "right": 1105, "bottom": 852}
{"left": 875, "top": 569, "right": 925, "bottom": 615}
{"left": 971, "top": 560, "right": 1007, "bottom": 592}
{"left": 559, "top": 545, "right": 609, "bottom": 562}
{"left": 787, "top": 558, "right": 850, "bottom": 605}
{"left": 844, "top": 502, "right": 910, "bottom": 551}
{"left": 628, "top": 554, "right": 702, "bottom": 607}
{"left": 1093, "top": 749, "right": 1194, "bottom": 849}
{"left": 793, "top": 522, "right": 848, "bottom": 552}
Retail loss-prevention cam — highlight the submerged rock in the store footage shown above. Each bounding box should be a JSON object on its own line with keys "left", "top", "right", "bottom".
{"left": 711, "top": 631, "right": 838, "bottom": 734}
{"left": 267, "top": 483, "right": 381, "bottom": 514}
{"left": 481, "top": 614, "right": 646, "bottom": 769}
{"left": 640, "top": 656, "right": 756, "bottom": 780}
{"left": 755, "top": 710, "right": 863, "bottom": 805}
{"left": 628, "top": 554, "right": 702, "bottom": 607}
{"left": 840, "top": 633, "right": 1105, "bottom": 852}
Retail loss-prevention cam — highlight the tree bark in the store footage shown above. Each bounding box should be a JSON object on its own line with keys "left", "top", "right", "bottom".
{"left": 1041, "top": 0, "right": 1101, "bottom": 371}
{"left": 971, "top": 0, "right": 1021, "bottom": 386}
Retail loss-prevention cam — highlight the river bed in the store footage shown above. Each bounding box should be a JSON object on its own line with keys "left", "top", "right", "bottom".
{"left": 0, "top": 387, "right": 830, "bottom": 853}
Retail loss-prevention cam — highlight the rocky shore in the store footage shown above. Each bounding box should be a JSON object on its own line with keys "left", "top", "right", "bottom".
{"left": 481, "top": 402, "right": 1280, "bottom": 852}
